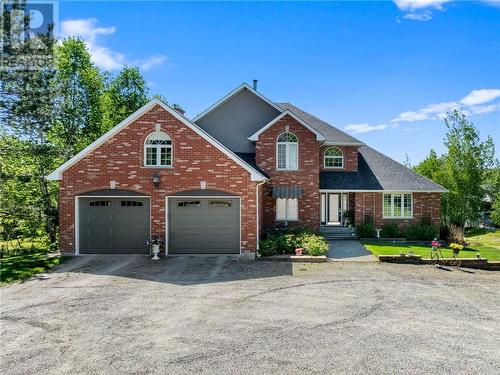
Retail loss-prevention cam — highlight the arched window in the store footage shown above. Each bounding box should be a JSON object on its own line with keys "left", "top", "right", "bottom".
{"left": 324, "top": 147, "right": 344, "bottom": 168}
{"left": 276, "top": 132, "right": 298, "bottom": 170}
{"left": 144, "top": 131, "right": 172, "bottom": 167}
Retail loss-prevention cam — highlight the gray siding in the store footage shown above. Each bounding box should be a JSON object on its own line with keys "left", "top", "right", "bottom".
{"left": 195, "top": 88, "right": 281, "bottom": 153}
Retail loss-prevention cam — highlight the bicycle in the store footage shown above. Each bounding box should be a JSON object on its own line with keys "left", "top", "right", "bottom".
{"left": 429, "top": 239, "right": 444, "bottom": 266}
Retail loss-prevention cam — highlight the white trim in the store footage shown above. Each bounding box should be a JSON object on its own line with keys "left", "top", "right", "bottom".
{"left": 144, "top": 131, "right": 173, "bottom": 167}
{"left": 74, "top": 195, "right": 152, "bottom": 256}
{"left": 255, "top": 181, "right": 267, "bottom": 251}
{"left": 165, "top": 196, "right": 242, "bottom": 256}
{"left": 276, "top": 132, "right": 299, "bottom": 171}
{"left": 382, "top": 192, "right": 413, "bottom": 219}
{"left": 323, "top": 146, "right": 344, "bottom": 169}
{"left": 47, "top": 98, "right": 267, "bottom": 182}
{"left": 248, "top": 109, "right": 326, "bottom": 141}
{"left": 323, "top": 141, "right": 364, "bottom": 146}
{"left": 192, "top": 82, "right": 283, "bottom": 122}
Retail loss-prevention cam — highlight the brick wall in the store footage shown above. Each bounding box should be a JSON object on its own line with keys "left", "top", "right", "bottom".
{"left": 354, "top": 192, "right": 441, "bottom": 228}
{"left": 255, "top": 114, "right": 321, "bottom": 232}
{"left": 319, "top": 145, "right": 359, "bottom": 171}
{"left": 59, "top": 105, "right": 259, "bottom": 255}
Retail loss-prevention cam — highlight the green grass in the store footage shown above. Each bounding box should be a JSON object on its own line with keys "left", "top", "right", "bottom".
{"left": 0, "top": 252, "right": 70, "bottom": 284}
{"left": 0, "top": 237, "right": 51, "bottom": 257}
{"left": 364, "top": 230, "right": 500, "bottom": 261}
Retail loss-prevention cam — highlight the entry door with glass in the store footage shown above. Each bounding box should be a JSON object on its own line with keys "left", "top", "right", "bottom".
{"left": 320, "top": 193, "right": 348, "bottom": 226}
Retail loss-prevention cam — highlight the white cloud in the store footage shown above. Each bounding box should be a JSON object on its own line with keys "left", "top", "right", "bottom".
{"left": 61, "top": 18, "right": 167, "bottom": 71}
{"left": 344, "top": 123, "right": 388, "bottom": 134}
{"left": 391, "top": 88, "right": 500, "bottom": 123}
{"left": 393, "top": 0, "right": 451, "bottom": 10}
{"left": 459, "top": 89, "right": 500, "bottom": 106}
{"left": 403, "top": 11, "right": 433, "bottom": 21}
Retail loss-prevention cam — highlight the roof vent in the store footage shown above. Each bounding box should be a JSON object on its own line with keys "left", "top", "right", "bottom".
{"left": 252, "top": 79, "right": 258, "bottom": 91}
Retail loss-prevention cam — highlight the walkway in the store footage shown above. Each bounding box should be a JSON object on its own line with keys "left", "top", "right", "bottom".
{"left": 327, "top": 240, "right": 378, "bottom": 261}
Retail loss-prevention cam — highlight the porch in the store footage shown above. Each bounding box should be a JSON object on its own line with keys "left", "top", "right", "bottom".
{"left": 320, "top": 191, "right": 356, "bottom": 228}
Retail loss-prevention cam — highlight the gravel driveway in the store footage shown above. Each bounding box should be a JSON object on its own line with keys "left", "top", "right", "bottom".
{"left": 1, "top": 255, "right": 499, "bottom": 374}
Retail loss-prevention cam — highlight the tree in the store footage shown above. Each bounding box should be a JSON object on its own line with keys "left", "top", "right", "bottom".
{"left": 491, "top": 192, "right": 500, "bottom": 226}
{"left": 52, "top": 38, "right": 104, "bottom": 161}
{"left": 103, "top": 66, "right": 148, "bottom": 130}
{"left": 416, "top": 110, "right": 496, "bottom": 230}
{"left": 403, "top": 153, "right": 412, "bottom": 168}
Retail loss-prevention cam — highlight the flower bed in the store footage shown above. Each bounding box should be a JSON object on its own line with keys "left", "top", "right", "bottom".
{"left": 258, "top": 228, "right": 328, "bottom": 257}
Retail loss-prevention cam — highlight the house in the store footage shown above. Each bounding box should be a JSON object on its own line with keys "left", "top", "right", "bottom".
{"left": 47, "top": 82, "right": 446, "bottom": 257}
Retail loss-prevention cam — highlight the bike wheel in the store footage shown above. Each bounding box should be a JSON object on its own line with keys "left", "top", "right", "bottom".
{"left": 429, "top": 251, "right": 438, "bottom": 266}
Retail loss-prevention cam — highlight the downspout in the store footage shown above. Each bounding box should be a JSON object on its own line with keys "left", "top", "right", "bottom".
{"left": 255, "top": 180, "right": 267, "bottom": 253}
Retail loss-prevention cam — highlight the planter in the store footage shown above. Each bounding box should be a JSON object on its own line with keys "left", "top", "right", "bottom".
{"left": 295, "top": 248, "right": 304, "bottom": 256}
{"left": 151, "top": 244, "right": 160, "bottom": 260}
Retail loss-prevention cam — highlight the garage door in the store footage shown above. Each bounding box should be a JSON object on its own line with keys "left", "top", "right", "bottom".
{"left": 79, "top": 197, "right": 150, "bottom": 254}
{"left": 168, "top": 198, "right": 240, "bottom": 254}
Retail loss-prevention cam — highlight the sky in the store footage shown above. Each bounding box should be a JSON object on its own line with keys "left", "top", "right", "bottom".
{"left": 58, "top": 0, "right": 500, "bottom": 164}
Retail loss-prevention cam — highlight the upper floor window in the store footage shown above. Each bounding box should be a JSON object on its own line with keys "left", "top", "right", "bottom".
{"left": 144, "top": 131, "right": 172, "bottom": 167}
{"left": 324, "top": 147, "right": 344, "bottom": 168}
{"left": 276, "top": 132, "right": 298, "bottom": 170}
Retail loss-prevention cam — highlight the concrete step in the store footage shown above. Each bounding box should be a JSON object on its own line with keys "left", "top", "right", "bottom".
{"left": 322, "top": 234, "right": 359, "bottom": 240}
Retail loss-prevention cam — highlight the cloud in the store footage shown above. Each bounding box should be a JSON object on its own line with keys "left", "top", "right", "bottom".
{"left": 403, "top": 11, "right": 433, "bottom": 21}
{"left": 344, "top": 123, "right": 388, "bottom": 134}
{"left": 393, "top": 0, "right": 451, "bottom": 10}
{"left": 391, "top": 88, "right": 500, "bottom": 123}
{"left": 459, "top": 89, "right": 500, "bottom": 106}
{"left": 61, "top": 18, "right": 167, "bottom": 71}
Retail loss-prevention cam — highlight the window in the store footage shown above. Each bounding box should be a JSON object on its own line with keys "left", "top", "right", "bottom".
{"left": 177, "top": 200, "right": 200, "bottom": 207}
{"left": 324, "top": 147, "right": 344, "bottom": 168}
{"left": 121, "top": 200, "right": 143, "bottom": 207}
{"left": 276, "top": 198, "right": 298, "bottom": 221}
{"left": 209, "top": 200, "right": 232, "bottom": 208}
{"left": 276, "top": 132, "right": 298, "bottom": 170}
{"left": 383, "top": 193, "right": 412, "bottom": 218}
{"left": 144, "top": 131, "right": 172, "bottom": 167}
{"left": 89, "top": 200, "right": 111, "bottom": 207}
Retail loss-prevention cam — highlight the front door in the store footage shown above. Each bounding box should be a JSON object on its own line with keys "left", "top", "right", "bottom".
{"left": 328, "top": 193, "right": 341, "bottom": 225}
{"left": 320, "top": 193, "right": 349, "bottom": 226}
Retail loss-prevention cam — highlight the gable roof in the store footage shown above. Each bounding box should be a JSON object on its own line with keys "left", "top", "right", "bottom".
{"left": 277, "top": 103, "right": 364, "bottom": 146}
{"left": 46, "top": 98, "right": 268, "bottom": 182}
{"left": 192, "top": 83, "right": 283, "bottom": 123}
{"left": 320, "top": 145, "right": 447, "bottom": 192}
{"left": 248, "top": 109, "right": 326, "bottom": 141}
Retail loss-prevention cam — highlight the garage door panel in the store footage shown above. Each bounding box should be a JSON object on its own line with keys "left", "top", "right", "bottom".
{"left": 169, "top": 197, "right": 239, "bottom": 254}
{"left": 80, "top": 197, "right": 150, "bottom": 254}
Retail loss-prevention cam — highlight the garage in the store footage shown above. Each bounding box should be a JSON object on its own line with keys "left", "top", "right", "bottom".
{"left": 168, "top": 194, "right": 240, "bottom": 254}
{"left": 78, "top": 193, "right": 150, "bottom": 254}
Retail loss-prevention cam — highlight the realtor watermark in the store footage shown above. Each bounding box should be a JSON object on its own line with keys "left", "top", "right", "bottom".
{"left": 0, "top": 0, "right": 58, "bottom": 70}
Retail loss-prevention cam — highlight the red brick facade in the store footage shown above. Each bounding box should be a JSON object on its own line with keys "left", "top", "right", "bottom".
{"left": 59, "top": 105, "right": 259, "bottom": 255}
{"left": 319, "top": 145, "right": 359, "bottom": 171}
{"left": 354, "top": 192, "right": 441, "bottom": 228}
{"left": 255, "top": 114, "right": 322, "bottom": 232}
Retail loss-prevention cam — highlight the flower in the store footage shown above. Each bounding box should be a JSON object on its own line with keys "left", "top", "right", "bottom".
{"left": 431, "top": 239, "right": 441, "bottom": 248}
{"left": 449, "top": 243, "right": 464, "bottom": 251}
{"left": 146, "top": 235, "right": 163, "bottom": 246}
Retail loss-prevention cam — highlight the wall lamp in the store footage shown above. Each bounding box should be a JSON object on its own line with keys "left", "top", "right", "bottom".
{"left": 152, "top": 173, "right": 161, "bottom": 187}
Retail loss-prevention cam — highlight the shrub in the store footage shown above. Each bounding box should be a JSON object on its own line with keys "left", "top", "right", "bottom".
{"left": 258, "top": 236, "right": 279, "bottom": 257}
{"left": 448, "top": 224, "right": 465, "bottom": 244}
{"left": 301, "top": 234, "right": 329, "bottom": 256}
{"left": 404, "top": 224, "right": 438, "bottom": 241}
{"left": 380, "top": 222, "right": 401, "bottom": 238}
{"left": 356, "top": 223, "right": 376, "bottom": 238}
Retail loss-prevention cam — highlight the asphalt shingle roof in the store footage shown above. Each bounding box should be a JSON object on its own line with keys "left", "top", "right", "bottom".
{"left": 320, "top": 146, "right": 447, "bottom": 192}
{"left": 276, "top": 103, "right": 364, "bottom": 145}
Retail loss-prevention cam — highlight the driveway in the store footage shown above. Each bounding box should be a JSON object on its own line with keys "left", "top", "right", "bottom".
{"left": 1, "top": 255, "right": 499, "bottom": 375}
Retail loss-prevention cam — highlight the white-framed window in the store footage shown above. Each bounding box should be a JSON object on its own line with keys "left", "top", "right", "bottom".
{"left": 276, "top": 198, "right": 298, "bottom": 221}
{"left": 276, "top": 132, "right": 298, "bottom": 170}
{"left": 383, "top": 193, "right": 413, "bottom": 218}
{"left": 144, "top": 131, "right": 172, "bottom": 167}
{"left": 324, "top": 147, "right": 344, "bottom": 168}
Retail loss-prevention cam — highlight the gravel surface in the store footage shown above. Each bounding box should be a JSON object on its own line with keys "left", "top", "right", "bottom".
{"left": 1, "top": 255, "right": 499, "bottom": 374}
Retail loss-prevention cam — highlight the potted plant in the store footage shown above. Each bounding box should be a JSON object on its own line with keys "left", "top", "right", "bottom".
{"left": 147, "top": 235, "right": 163, "bottom": 260}
{"left": 449, "top": 242, "right": 463, "bottom": 256}
{"left": 295, "top": 247, "right": 304, "bottom": 256}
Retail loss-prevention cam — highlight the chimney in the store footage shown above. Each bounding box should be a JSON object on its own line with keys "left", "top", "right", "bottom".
{"left": 172, "top": 104, "right": 185, "bottom": 116}
{"left": 252, "top": 79, "right": 258, "bottom": 91}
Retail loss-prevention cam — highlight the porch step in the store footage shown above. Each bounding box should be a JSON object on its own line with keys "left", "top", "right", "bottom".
{"left": 319, "top": 227, "right": 358, "bottom": 240}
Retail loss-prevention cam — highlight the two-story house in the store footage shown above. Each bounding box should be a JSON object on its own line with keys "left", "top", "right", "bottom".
{"left": 48, "top": 82, "right": 446, "bottom": 257}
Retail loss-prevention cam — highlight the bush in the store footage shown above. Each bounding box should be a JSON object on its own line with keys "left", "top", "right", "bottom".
{"left": 404, "top": 224, "right": 438, "bottom": 241}
{"left": 448, "top": 224, "right": 465, "bottom": 244}
{"left": 356, "top": 223, "right": 376, "bottom": 238}
{"left": 301, "top": 235, "right": 329, "bottom": 256}
{"left": 380, "top": 222, "right": 401, "bottom": 238}
{"left": 258, "top": 231, "right": 328, "bottom": 257}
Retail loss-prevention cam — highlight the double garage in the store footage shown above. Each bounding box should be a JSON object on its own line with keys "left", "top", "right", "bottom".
{"left": 77, "top": 190, "right": 240, "bottom": 255}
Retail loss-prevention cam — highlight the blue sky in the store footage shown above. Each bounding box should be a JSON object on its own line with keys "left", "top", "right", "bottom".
{"left": 59, "top": 0, "right": 500, "bottom": 164}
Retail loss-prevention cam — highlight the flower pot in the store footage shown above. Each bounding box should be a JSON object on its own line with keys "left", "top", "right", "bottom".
{"left": 295, "top": 248, "right": 303, "bottom": 256}
{"left": 151, "top": 244, "right": 160, "bottom": 260}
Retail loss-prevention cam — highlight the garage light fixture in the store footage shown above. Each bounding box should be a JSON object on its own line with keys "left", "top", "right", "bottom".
{"left": 152, "top": 173, "right": 161, "bottom": 187}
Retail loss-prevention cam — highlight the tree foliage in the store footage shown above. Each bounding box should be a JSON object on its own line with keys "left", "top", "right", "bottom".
{"left": 414, "top": 110, "right": 496, "bottom": 229}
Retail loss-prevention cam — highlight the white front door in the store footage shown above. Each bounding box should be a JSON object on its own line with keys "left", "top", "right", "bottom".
{"left": 328, "top": 194, "right": 340, "bottom": 225}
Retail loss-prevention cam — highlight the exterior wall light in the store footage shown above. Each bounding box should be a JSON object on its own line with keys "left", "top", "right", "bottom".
{"left": 152, "top": 173, "right": 161, "bottom": 187}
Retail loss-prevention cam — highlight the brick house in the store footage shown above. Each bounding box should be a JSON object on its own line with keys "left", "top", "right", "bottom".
{"left": 48, "top": 82, "right": 446, "bottom": 257}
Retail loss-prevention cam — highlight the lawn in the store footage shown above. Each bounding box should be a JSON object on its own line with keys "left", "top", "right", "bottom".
{"left": 0, "top": 237, "right": 69, "bottom": 284}
{"left": 364, "top": 230, "right": 500, "bottom": 261}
